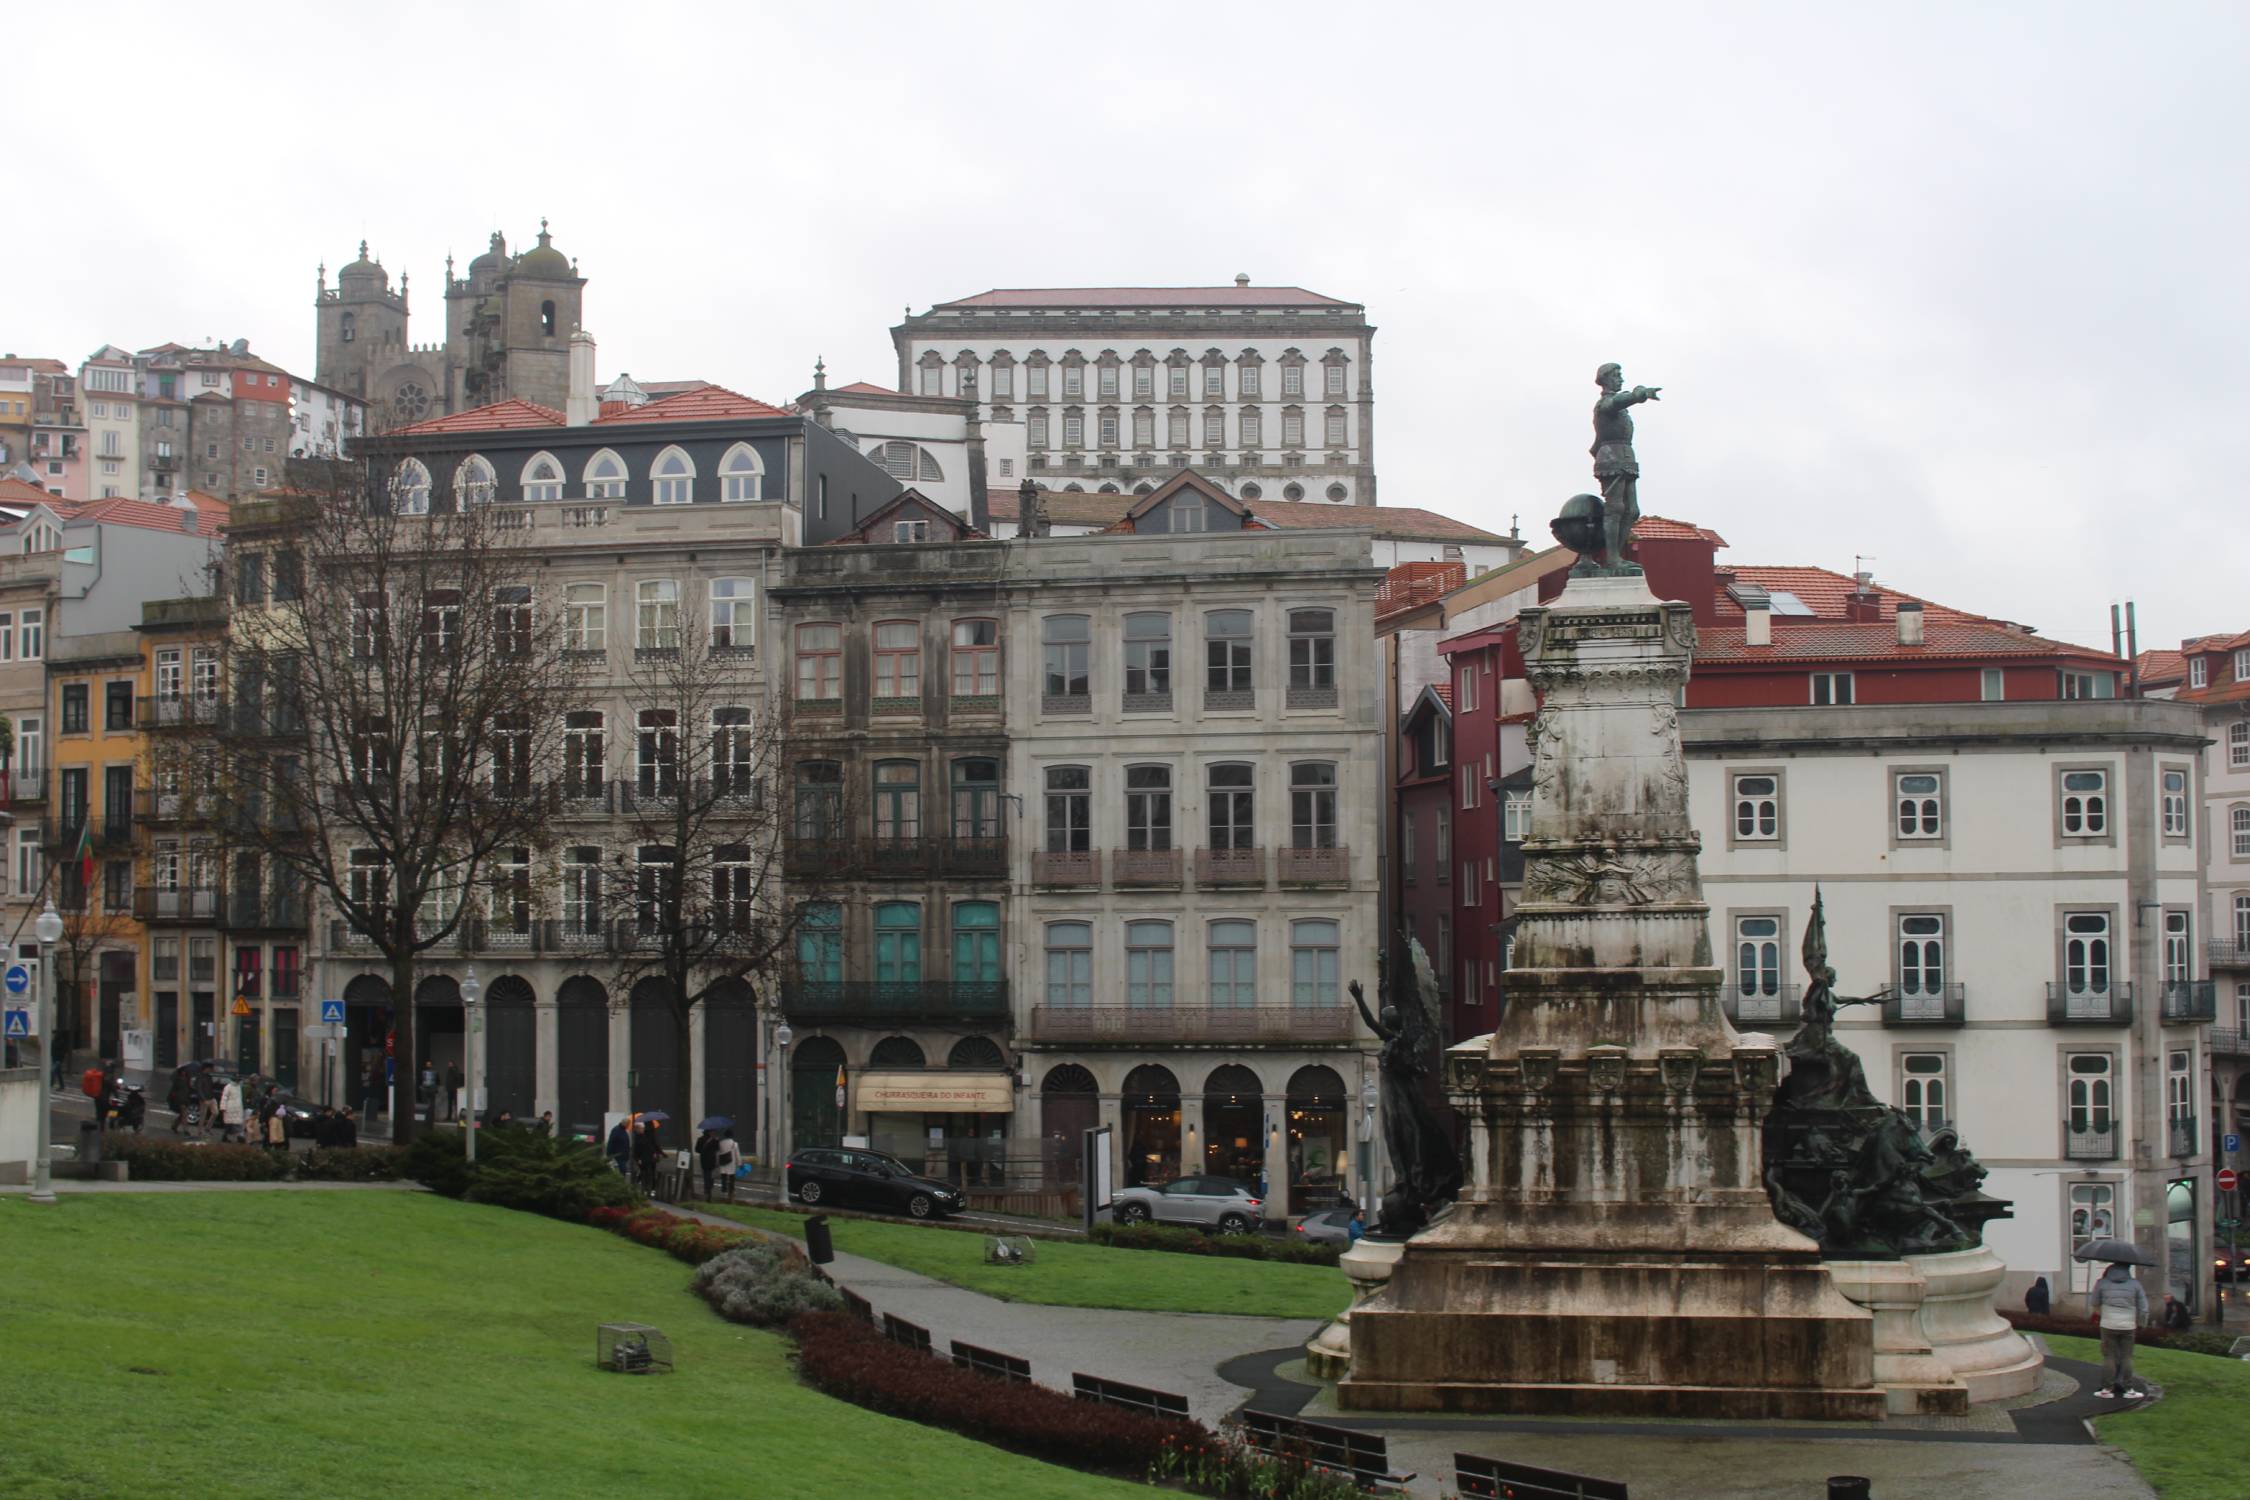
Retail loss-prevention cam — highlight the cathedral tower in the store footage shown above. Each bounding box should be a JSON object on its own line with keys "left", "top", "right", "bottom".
{"left": 315, "top": 242, "right": 409, "bottom": 401}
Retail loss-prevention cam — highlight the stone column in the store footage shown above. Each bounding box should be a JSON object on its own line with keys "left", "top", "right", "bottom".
{"left": 1262, "top": 1093, "right": 1291, "bottom": 1223}
{"left": 607, "top": 1003, "right": 630, "bottom": 1119}
{"left": 534, "top": 997, "right": 558, "bottom": 1120}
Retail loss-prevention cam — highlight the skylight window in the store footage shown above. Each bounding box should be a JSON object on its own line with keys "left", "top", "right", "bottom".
{"left": 1766, "top": 591, "right": 1815, "bottom": 616}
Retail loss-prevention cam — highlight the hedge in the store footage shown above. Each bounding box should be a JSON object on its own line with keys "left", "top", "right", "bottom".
{"left": 404, "top": 1125, "right": 635, "bottom": 1219}
{"left": 2004, "top": 1308, "right": 2241, "bottom": 1358}
{"left": 1088, "top": 1220, "right": 1340, "bottom": 1266}
{"left": 99, "top": 1136, "right": 403, "bottom": 1183}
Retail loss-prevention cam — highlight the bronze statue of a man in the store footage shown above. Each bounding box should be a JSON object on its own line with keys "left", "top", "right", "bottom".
{"left": 1590, "top": 363, "right": 1661, "bottom": 568}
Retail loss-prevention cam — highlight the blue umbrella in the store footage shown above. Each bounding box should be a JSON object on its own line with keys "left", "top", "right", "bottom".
{"left": 635, "top": 1110, "right": 671, "bottom": 1124}
{"left": 698, "top": 1116, "right": 733, "bottom": 1131}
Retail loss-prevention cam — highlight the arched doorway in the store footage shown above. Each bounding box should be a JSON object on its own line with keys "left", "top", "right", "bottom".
{"left": 1122, "top": 1063, "right": 1181, "bottom": 1186}
{"left": 1286, "top": 1064, "right": 1350, "bottom": 1212}
{"left": 483, "top": 976, "right": 536, "bottom": 1121}
{"left": 1203, "top": 1064, "right": 1264, "bottom": 1184}
{"left": 1041, "top": 1064, "right": 1099, "bottom": 1185}
{"left": 864, "top": 1036, "right": 928, "bottom": 1161}
{"left": 629, "top": 978, "right": 683, "bottom": 1129}
{"left": 702, "top": 978, "right": 756, "bottom": 1145}
{"left": 415, "top": 974, "right": 463, "bottom": 1119}
{"left": 945, "top": 1035, "right": 1011, "bottom": 1187}
{"left": 555, "top": 975, "right": 609, "bottom": 1139}
{"left": 792, "top": 1035, "right": 846, "bottom": 1150}
{"left": 343, "top": 974, "right": 393, "bottom": 1120}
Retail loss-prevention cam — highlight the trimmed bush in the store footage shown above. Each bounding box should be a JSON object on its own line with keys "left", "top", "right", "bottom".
{"left": 401, "top": 1127, "right": 475, "bottom": 1199}
{"left": 296, "top": 1146, "right": 407, "bottom": 1182}
{"left": 2003, "top": 1308, "right": 2238, "bottom": 1357}
{"left": 693, "top": 1241, "right": 841, "bottom": 1327}
{"left": 101, "top": 1137, "right": 290, "bottom": 1182}
{"left": 1089, "top": 1220, "right": 1340, "bottom": 1266}
{"left": 463, "top": 1132, "right": 635, "bottom": 1220}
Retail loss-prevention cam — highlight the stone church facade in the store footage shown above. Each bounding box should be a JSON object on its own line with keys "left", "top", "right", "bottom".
{"left": 313, "top": 221, "right": 586, "bottom": 431}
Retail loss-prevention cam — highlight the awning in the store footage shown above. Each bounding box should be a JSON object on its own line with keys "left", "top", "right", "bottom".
{"left": 853, "top": 1071, "right": 1015, "bottom": 1114}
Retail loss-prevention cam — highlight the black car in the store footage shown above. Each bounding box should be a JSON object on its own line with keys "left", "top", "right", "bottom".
{"left": 786, "top": 1147, "right": 965, "bottom": 1220}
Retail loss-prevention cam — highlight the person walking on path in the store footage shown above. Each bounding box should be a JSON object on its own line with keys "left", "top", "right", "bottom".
{"left": 361, "top": 1061, "right": 384, "bottom": 1127}
{"left": 2090, "top": 1263, "right": 2151, "bottom": 1399}
{"left": 714, "top": 1131, "right": 741, "bottom": 1201}
{"left": 166, "top": 1067, "right": 190, "bottom": 1135}
{"left": 694, "top": 1128, "right": 720, "bottom": 1201}
{"left": 606, "top": 1120, "right": 632, "bottom": 1178}
{"left": 633, "top": 1119, "right": 662, "bottom": 1194}
{"left": 217, "top": 1076, "right": 245, "bottom": 1143}
{"left": 418, "top": 1059, "right": 436, "bottom": 1122}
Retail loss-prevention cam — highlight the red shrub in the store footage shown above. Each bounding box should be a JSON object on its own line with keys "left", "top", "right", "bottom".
{"left": 585, "top": 1204, "right": 753, "bottom": 1266}
{"left": 790, "top": 1310, "right": 1202, "bottom": 1473}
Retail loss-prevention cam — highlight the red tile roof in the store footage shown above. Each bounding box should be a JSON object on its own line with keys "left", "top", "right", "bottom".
{"left": 935, "top": 286, "right": 1353, "bottom": 310}
{"left": 1708, "top": 565, "right": 1987, "bottom": 626}
{"left": 986, "top": 486, "right": 1505, "bottom": 544}
{"left": 594, "top": 384, "right": 791, "bottom": 424}
{"left": 391, "top": 398, "right": 565, "bottom": 436}
{"left": 0, "top": 476, "right": 58, "bottom": 507}
{"left": 2136, "top": 649, "right": 2186, "bottom": 687}
{"left": 833, "top": 381, "right": 902, "bottom": 397}
{"left": 68, "top": 497, "right": 224, "bottom": 535}
{"left": 1633, "top": 515, "right": 1728, "bottom": 545}
{"left": 1377, "top": 561, "right": 1468, "bottom": 617}
{"left": 1431, "top": 683, "right": 1454, "bottom": 712}
{"left": 1698, "top": 620, "right": 2114, "bottom": 665}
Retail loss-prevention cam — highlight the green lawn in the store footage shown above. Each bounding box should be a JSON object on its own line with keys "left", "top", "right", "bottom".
{"left": 0, "top": 1192, "right": 1143, "bottom": 1500}
{"left": 708, "top": 1204, "right": 1350, "bottom": 1321}
{"left": 2049, "top": 1333, "right": 2249, "bottom": 1500}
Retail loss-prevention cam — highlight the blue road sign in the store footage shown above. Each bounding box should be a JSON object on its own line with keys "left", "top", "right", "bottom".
{"left": 3, "top": 1007, "right": 30, "bottom": 1039}
{"left": 2227, "top": 1133, "right": 2241, "bottom": 1155}
{"left": 3, "top": 964, "right": 29, "bottom": 996}
{"left": 320, "top": 999, "right": 347, "bottom": 1025}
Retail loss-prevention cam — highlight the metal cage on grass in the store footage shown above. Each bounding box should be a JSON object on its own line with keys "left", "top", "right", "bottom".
{"left": 596, "top": 1322, "right": 674, "bottom": 1374}
{"left": 984, "top": 1235, "right": 1036, "bottom": 1266}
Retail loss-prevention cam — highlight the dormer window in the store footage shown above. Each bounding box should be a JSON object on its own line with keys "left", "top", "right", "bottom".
{"left": 2190, "top": 657, "right": 2208, "bottom": 689}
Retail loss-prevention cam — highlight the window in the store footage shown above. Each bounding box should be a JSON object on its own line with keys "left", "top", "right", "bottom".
{"left": 708, "top": 707, "right": 757, "bottom": 801}
{"left": 1203, "top": 365, "right": 1224, "bottom": 398}
{"left": 1126, "top": 921, "right": 1174, "bottom": 1007}
{"left": 1895, "top": 772, "right": 1943, "bottom": 839}
{"left": 421, "top": 588, "right": 463, "bottom": 658}
{"left": 895, "top": 520, "right": 929, "bottom": 545}
{"left": 1167, "top": 408, "right": 1189, "bottom": 448}
{"left": 348, "top": 848, "right": 390, "bottom": 918}
{"left": 794, "top": 623, "right": 840, "bottom": 699}
{"left": 273, "top": 552, "right": 301, "bottom": 603}
{"left": 2162, "top": 768, "right": 2189, "bottom": 838}
{"left": 1125, "top": 765, "right": 1173, "bottom": 851}
{"left": 1203, "top": 407, "right": 1225, "bottom": 447}
{"left": 1282, "top": 363, "right": 1303, "bottom": 397}
{"left": 1459, "top": 667, "right": 1477, "bottom": 714}
{"left": 1239, "top": 408, "right": 1262, "bottom": 447}
{"left": 12, "top": 715, "right": 37, "bottom": 776}
{"left": 1027, "top": 362, "right": 1050, "bottom": 400}
{"left": 1208, "top": 763, "right": 1254, "bottom": 849}
{"left": 487, "top": 846, "right": 531, "bottom": 934}
{"left": 1240, "top": 364, "right": 1261, "bottom": 398}
{"left": 635, "top": 580, "right": 680, "bottom": 651}
{"left": 1045, "top": 766, "right": 1090, "bottom": 852}
{"left": 1168, "top": 364, "right": 1188, "bottom": 398}
{"left": 2065, "top": 912, "right": 2112, "bottom": 996}
{"left": 1402, "top": 814, "right": 1416, "bottom": 878}
{"left": 797, "top": 903, "right": 842, "bottom": 985}
{"left": 1736, "top": 916, "right": 1782, "bottom": 998}
{"left": 1281, "top": 409, "right": 1304, "bottom": 446}
{"left": 19, "top": 608, "right": 42, "bottom": 660}
{"left": 2068, "top": 1054, "right": 2113, "bottom": 1134}
{"left": 1460, "top": 765, "right": 1479, "bottom": 812}
{"left": 2236, "top": 806, "right": 2250, "bottom": 858}
{"left": 1811, "top": 672, "right": 1855, "bottom": 706}
{"left": 453, "top": 454, "right": 496, "bottom": 507}
{"left": 1042, "top": 615, "right": 1090, "bottom": 703}
{"left": 2059, "top": 670, "right": 2114, "bottom": 699}
{"left": 709, "top": 577, "right": 754, "bottom": 650}
{"left": 1503, "top": 793, "right": 1531, "bottom": 841}
{"left": 2060, "top": 770, "right": 2107, "bottom": 836}
{"left": 565, "top": 583, "right": 606, "bottom": 652}
{"left": 1291, "top": 920, "right": 1340, "bottom": 1006}
{"left": 1061, "top": 364, "right": 1083, "bottom": 399}
{"left": 1288, "top": 609, "right": 1335, "bottom": 692}
{"left": 951, "top": 619, "right": 999, "bottom": 697}
{"left": 991, "top": 363, "right": 1014, "bottom": 399}
{"left": 1045, "top": 922, "right": 1091, "bottom": 1007}
{"left": 493, "top": 585, "right": 531, "bottom": 658}
{"left": 1062, "top": 413, "right": 1083, "bottom": 447}
{"left": 634, "top": 844, "right": 675, "bottom": 934}
{"left": 1324, "top": 408, "right": 1347, "bottom": 446}
{"left": 61, "top": 682, "right": 88, "bottom": 735}
{"left": 920, "top": 361, "right": 945, "bottom": 397}
{"left": 1733, "top": 774, "right": 1779, "bottom": 840}
{"left": 2231, "top": 722, "right": 2249, "bottom": 769}
{"left": 583, "top": 450, "right": 627, "bottom": 500}
{"left": 793, "top": 761, "right": 841, "bottom": 840}
{"left": 1198, "top": 919, "right": 1258, "bottom": 1009}
{"left": 874, "top": 903, "right": 922, "bottom": 983}
{"left": 2164, "top": 910, "right": 2191, "bottom": 984}
{"left": 1124, "top": 613, "right": 1172, "bottom": 700}
{"left": 1291, "top": 762, "right": 1338, "bottom": 848}
{"left": 1027, "top": 412, "right": 1048, "bottom": 448}
{"left": 1900, "top": 1054, "right": 1948, "bottom": 1134}
{"left": 2189, "top": 657, "right": 2210, "bottom": 689}
{"left": 2237, "top": 894, "right": 2250, "bottom": 955}
{"left": 868, "top": 620, "right": 920, "bottom": 701}
{"left": 562, "top": 711, "right": 604, "bottom": 797}
{"left": 521, "top": 453, "right": 563, "bottom": 503}
{"left": 1171, "top": 493, "right": 1208, "bottom": 533}
{"left": 1897, "top": 915, "right": 1947, "bottom": 1014}
{"left": 2238, "top": 649, "right": 2250, "bottom": 682}
{"left": 14, "top": 829, "right": 38, "bottom": 897}
{"left": 235, "top": 552, "right": 267, "bottom": 606}
{"left": 950, "top": 758, "right": 1000, "bottom": 841}
{"left": 393, "top": 458, "right": 431, "bottom": 514}
{"left": 651, "top": 446, "right": 695, "bottom": 505}
{"left": 1098, "top": 412, "right": 1119, "bottom": 448}
{"left": 873, "top": 761, "right": 921, "bottom": 843}
{"left": 104, "top": 680, "right": 133, "bottom": 731}
{"left": 633, "top": 710, "right": 678, "bottom": 797}
{"left": 1132, "top": 409, "right": 1155, "bottom": 447}
{"left": 1206, "top": 609, "right": 1253, "bottom": 694}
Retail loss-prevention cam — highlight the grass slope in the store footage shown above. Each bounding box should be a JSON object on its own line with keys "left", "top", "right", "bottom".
{"left": 2047, "top": 1333, "right": 2250, "bottom": 1500}
{"left": 709, "top": 1205, "right": 1348, "bottom": 1321}
{"left": 0, "top": 1193, "right": 1141, "bottom": 1500}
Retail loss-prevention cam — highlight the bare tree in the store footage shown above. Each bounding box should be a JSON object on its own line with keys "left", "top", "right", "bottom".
{"left": 196, "top": 458, "right": 585, "bottom": 1142}
{"left": 606, "top": 607, "right": 809, "bottom": 1124}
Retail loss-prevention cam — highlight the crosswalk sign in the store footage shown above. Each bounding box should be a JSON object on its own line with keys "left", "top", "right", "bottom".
{"left": 321, "top": 999, "right": 347, "bottom": 1025}
{"left": 3, "top": 1007, "right": 30, "bottom": 1039}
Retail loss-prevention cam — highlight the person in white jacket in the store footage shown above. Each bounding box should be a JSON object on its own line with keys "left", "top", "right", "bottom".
{"left": 2088, "top": 1262, "right": 2151, "bottom": 1400}
{"left": 217, "top": 1079, "right": 245, "bottom": 1144}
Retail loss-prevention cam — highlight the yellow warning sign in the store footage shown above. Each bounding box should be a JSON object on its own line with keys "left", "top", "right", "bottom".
{"left": 231, "top": 997, "right": 253, "bottom": 1017}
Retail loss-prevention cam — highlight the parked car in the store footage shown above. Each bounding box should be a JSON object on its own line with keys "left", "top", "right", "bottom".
{"left": 786, "top": 1147, "right": 965, "bottom": 1220}
{"left": 2214, "top": 1245, "right": 2248, "bottom": 1284}
{"left": 1110, "top": 1175, "right": 1263, "bottom": 1234}
{"left": 1295, "top": 1207, "right": 1359, "bottom": 1246}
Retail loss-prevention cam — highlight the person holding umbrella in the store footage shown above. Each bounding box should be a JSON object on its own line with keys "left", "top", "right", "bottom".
{"left": 2076, "top": 1237, "right": 2154, "bottom": 1400}
{"left": 694, "top": 1125, "right": 721, "bottom": 1202}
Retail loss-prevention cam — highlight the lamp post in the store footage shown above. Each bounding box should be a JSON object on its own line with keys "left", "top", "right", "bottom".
{"left": 31, "top": 900, "right": 63, "bottom": 1204}
{"left": 772, "top": 1019, "right": 792, "bottom": 1193}
{"left": 461, "top": 965, "right": 480, "bottom": 1164}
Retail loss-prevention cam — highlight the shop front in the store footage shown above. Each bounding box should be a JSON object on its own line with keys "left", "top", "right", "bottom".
{"left": 1286, "top": 1065, "right": 1351, "bottom": 1212}
{"left": 1122, "top": 1064, "right": 1182, "bottom": 1186}
{"left": 1203, "top": 1064, "right": 1264, "bottom": 1185}
{"left": 852, "top": 1069, "right": 1015, "bottom": 1183}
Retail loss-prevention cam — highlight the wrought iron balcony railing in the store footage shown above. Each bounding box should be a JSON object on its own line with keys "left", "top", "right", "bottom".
{"left": 1025, "top": 1003, "right": 1359, "bottom": 1046}
{"left": 2046, "top": 981, "right": 2134, "bottom": 1026}
{"left": 780, "top": 979, "right": 1011, "bottom": 1023}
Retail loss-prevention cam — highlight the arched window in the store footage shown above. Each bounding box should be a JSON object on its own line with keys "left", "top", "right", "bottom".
{"left": 651, "top": 445, "right": 695, "bottom": 505}
{"left": 874, "top": 903, "right": 922, "bottom": 983}
{"left": 949, "top": 1034, "right": 1006, "bottom": 1070}
{"left": 871, "top": 1034, "right": 927, "bottom": 1069}
{"left": 719, "top": 442, "right": 764, "bottom": 502}
{"left": 583, "top": 449, "right": 627, "bottom": 500}
{"left": 1126, "top": 920, "right": 1175, "bottom": 1007}
{"left": 393, "top": 458, "right": 431, "bottom": 515}
{"left": 340, "top": 312, "right": 356, "bottom": 343}
{"left": 520, "top": 452, "right": 563, "bottom": 503}
{"left": 540, "top": 299, "right": 557, "bottom": 337}
{"left": 870, "top": 441, "right": 945, "bottom": 482}
{"left": 952, "top": 901, "right": 1000, "bottom": 984}
{"left": 453, "top": 454, "right": 496, "bottom": 507}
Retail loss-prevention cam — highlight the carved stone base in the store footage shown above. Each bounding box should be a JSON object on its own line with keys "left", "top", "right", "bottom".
{"left": 1304, "top": 1236, "right": 1404, "bottom": 1380}
{"left": 1823, "top": 1259, "right": 1969, "bottom": 1415}
{"left": 1909, "top": 1244, "right": 2044, "bottom": 1402}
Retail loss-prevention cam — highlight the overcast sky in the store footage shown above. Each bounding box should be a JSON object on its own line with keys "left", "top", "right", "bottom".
{"left": 14, "top": 3, "right": 2243, "bottom": 654}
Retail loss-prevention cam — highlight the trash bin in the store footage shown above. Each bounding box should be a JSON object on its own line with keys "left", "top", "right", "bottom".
{"left": 79, "top": 1120, "right": 102, "bottom": 1167}
{"left": 805, "top": 1213, "right": 834, "bottom": 1265}
{"left": 1828, "top": 1480, "right": 1872, "bottom": 1500}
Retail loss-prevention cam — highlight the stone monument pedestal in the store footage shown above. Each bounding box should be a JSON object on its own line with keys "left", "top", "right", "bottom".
{"left": 1304, "top": 1237, "right": 1404, "bottom": 1380}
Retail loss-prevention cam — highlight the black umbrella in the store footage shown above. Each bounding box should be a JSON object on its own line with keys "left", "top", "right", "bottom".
{"left": 2072, "top": 1238, "right": 2158, "bottom": 1267}
{"left": 698, "top": 1115, "right": 733, "bottom": 1131}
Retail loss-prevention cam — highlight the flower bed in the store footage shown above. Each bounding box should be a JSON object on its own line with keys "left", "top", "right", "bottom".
{"left": 586, "top": 1205, "right": 754, "bottom": 1266}
{"left": 692, "top": 1241, "right": 842, "bottom": 1327}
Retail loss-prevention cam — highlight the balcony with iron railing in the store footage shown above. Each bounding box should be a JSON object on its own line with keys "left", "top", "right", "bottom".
{"left": 2160, "top": 980, "right": 2217, "bottom": 1023}
{"left": 2, "top": 770, "right": 48, "bottom": 806}
{"left": 1277, "top": 844, "right": 1350, "bottom": 886}
{"left": 2211, "top": 1028, "right": 2250, "bottom": 1056}
{"left": 2064, "top": 1121, "right": 2120, "bottom": 1161}
{"left": 97, "top": 813, "right": 135, "bottom": 850}
{"left": 1722, "top": 982, "right": 1803, "bottom": 1027}
{"left": 1024, "top": 1002, "right": 1359, "bottom": 1047}
{"left": 1194, "top": 847, "right": 1266, "bottom": 887}
{"left": 1032, "top": 849, "right": 1101, "bottom": 887}
{"left": 2046, "top": 981, "right": 2134, "bottom": 1027}
{"left": 139, "top": 695, "right": 223, "bottom": 731}
{"left": 327, "top": 915, "right": 616, "bottom": 956}
{"left": 779, "top": 835, "right": 1009, "bottom": 881}
{"left": 224, "top": 888, "right": 307, "bottom": 932}
{"left": 2169, "top": 1116, "right": 2200, "bottom": 1157}
{"left": 135, "top": 886, "right": 220, "bottom": 923}
{"left": 615, "top": 776, "right": 770, "bottom": 818}
{"left": 2208, "top": 939, "right": 2250, "bottom": 969}
{"left": 1881, "top": 983, "right": 1965, "bottom": 1027}
{"left": 223, "top": 700, "right": 308, "bottom": 738}
{"left": 780, "top": 978, "right": 1011, "bottom": 1024}
{"left": 1111, "top": 847, "right": 1183, "bottom": 888}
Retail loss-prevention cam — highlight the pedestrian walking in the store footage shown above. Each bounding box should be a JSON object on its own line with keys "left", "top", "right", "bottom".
{"left": 2025, "top": 1275, "right": 2051, "bottom": 1317}
{"left": 606, "top": 1119, "right": 632, "bottom": 1178}
{"left": 715, "top": 1131, "right": 741, "bottom": 1201}
{"left": 419, "top": 1059, "right": 438, "bottom": 1122}
{"left": 2089, "top": 1262, "right": 2150, "bottom": 1399}
{"left": 534, "top": 1110, "right": 554, "bottom": 1137}
{"left": 361, "top": 1061, "right": 383, "bottom": 1125}
{"left": 217, "top": 1076, "right": 245, "bottom": 1143}
{"left": 166, "top": 1066, "right": 190, "bottom": 1135}
{"left": 633, "top": 1119, "right": 661, "bottom": 1194}
{"left": 695, "top": 1128, "right": 720, "bottom": 1201}
{"left": 264, "top": 1098, "right": 288, "bottom": 1152}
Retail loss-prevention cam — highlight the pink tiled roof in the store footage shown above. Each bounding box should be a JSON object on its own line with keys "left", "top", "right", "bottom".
{"left": 68, "top": 497, "right": 225, "bottom": 535}
{"left": 935, "top": 286, "right": 1352, "bottom": 310}
{"left": 595, "top": 384, "right": 791, "bottom": 424}
{"left": 833, "top": 381, "right": 902, "bottom": 396}
{"left": 1709, "top": 565, "right": 1986, "bottom": 626}
{"left": 1698, "top": 620, "right": 2115, "bottom": 665}
{"left": 2136, "top": 648, "right": 2186, "bottom": 687}
{"left": 1633, "top": 515, "right": 1729, "bottom": 545}
{"left": 391, "top": 398, "right": 564, "bottom": 436}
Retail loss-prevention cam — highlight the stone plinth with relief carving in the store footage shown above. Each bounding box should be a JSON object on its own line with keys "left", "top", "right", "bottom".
{"left": 1338, "top": 574, "right": 1884, "bottom": 1419}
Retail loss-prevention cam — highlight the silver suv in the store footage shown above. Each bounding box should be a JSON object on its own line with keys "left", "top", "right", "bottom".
{"left": 1110, "top": 1175, "right": 1264, "bottom": 1233}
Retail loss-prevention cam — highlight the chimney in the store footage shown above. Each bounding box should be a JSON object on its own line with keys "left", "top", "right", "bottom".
{"left": 1845, "top": 573, "right": 1882, "bottom": 623}
{"left": 1235, "top": 273, "right": 1250, "bottom": 288}
{"left": 566, "top": 330, "right": 597, "bottom": 426}
{"left": 1744, "top": 601, "right": 1772, "bottom": 648}
{"left": 1895, "top": 601, "right": 1924, "bottom": 647}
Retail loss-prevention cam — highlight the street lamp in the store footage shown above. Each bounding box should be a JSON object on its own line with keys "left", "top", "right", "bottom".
{"left": 772, "top": 1019, "right": 792, "bottom": 1190}
{"left": 30, "top": 899, "right": 63, "bottom": 1205}
{"left": 461, "top": 965, "right": 480, "bottom": 1165}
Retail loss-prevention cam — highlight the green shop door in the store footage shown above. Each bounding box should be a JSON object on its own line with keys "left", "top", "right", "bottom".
{"left": 236, "top": 1007, "right": 260, "bottom": 1075}
{"left": 273, "top": 1008, "right": 299, "bottom": 1091}
{"left": 791, "top": 1038, "right": 845, "bottom": 1150}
